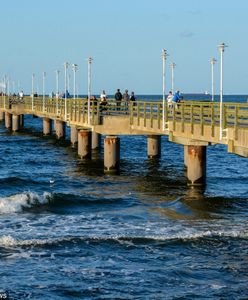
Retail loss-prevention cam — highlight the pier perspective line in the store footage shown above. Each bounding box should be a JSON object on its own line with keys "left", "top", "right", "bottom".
{"left": 1, "top": 96, "right": 248, "bottom": 186}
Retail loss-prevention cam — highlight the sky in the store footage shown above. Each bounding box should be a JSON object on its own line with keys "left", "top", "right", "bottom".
{"left": 0, "top": 0, "right": 248, "bottom": 95}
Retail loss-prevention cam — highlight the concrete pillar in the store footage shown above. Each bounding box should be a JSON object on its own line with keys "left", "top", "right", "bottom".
{"left": 104, "top": 136, "right": 120, "bottom": 174}
{"left": 78, "top": 130, "right": 92, "bottom": 159}
{"left": 186, "top": 145, "right": 206, "bottom": 186}
{"left": 184, "top": 145, "right": 188, "bottom": 169}
{"left": 12, "top": 114, "right": 20, "bottom": 132}
{"left": 43, "top": 118, "right": 52, "bottom": 136}
{"left": 5, "top": 112, "right": 12, "bottom": 129}
{"left": 55, "top": 120, "right": 66, "bottom": 139}
{"left": 19, "top": 114, "right": 24, "bottom": 129}
{"left": 92, "top": 131, "right": 101, "bottom": 150}
{"left": 147, "top": 135, "right": 161, "bottom": 158}
{"left": 0, "top": 110, "right": 4, "bottom": 121}
{"left": 70, "top": 126, "right": 78, "bottom": 147}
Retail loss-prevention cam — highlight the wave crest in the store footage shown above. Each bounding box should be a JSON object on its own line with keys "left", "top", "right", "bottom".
{"left": 0, "top": 229, "right": 247, "bottom": 249}
{"left": 0, "top": 192, "right": 52, "bottom": 214}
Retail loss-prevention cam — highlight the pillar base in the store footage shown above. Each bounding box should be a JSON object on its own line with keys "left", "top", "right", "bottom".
{"left": 92, "top": 131, "right": 101, "bottom": 150}
{"left": 0, "top": 111, "right": 5, "bottom": 121}
{"left": 78, "top": 130, "right": 92, "bottom": 159}
{"left": 12, "top": 115, "right": 20, "bottom": 132}
{"left": 43, "top": 118, "right": 52, "bottom": 136}
{"left": 186, "top": 145, "right": 206, "bottom": 186}
{"left": 70, "top": 126, "right": 78, "bottom": 148}
{"left": 55, "top": 120, "right": 66, "bottom": 139}
{"left": 147, "top": 135, "right": 161, "bottom": 158}
{"left": 104, "top": 136, "right": 120, "bottom": 174}
{"left": 5, "top": 112, "right": 12, "bottom": 129}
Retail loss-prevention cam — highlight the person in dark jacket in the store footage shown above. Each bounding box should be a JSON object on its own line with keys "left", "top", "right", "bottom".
{"left": 115, "top": 89, "right": 122, "bottom": 111}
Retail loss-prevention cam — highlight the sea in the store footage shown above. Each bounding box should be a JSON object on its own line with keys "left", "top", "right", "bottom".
{"left": 0, "top": 94, "right": 248, "bottom": 300}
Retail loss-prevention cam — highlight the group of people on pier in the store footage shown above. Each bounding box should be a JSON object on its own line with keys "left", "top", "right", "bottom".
{"left": 114, "top": 88, "right": 136, "bottom": 111}
{"left": 167, "top": 90, "right": 183, "bottom": 108}
{"left": 93, "top": 88, "right": 136, "bottom": 112}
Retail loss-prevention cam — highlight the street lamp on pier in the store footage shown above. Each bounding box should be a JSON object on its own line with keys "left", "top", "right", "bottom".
{"left": 87, "top": 57, "right": 93, "bottom": 125}
{"left": 170, "top": 62, "right": 176, "bottom": 94}
{"left": 218, "top": 42, "right": 228, "bottom": 140}
{"left": 3, "top": 75, "right": 7, "bottom": 109}
{"left": 210, "top": 58, "right": 217, "bottom": 102}
{"left": 42, "top": 72, "right": 46, "bottom": 112}
{"left": 55, "top": 70, "right": 60, "bottom": 115}
{"left": 161, "top": 49, "right": 169, "bottom": 130}
{"left": 64, "top": 62, "right": 69, "bottom": 121}
{"left": 32, "top": 73, "right": 35, "bottom": 110}
{"left": 72, "top": 64, "right": 78, "bottom": 100}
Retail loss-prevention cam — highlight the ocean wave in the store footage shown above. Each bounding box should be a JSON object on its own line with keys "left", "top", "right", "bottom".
{"left": 0, "top": 229, "right": 247, "bottom": 249}
{"left": 0, "top": 192, "right": 52, "bottom": 214}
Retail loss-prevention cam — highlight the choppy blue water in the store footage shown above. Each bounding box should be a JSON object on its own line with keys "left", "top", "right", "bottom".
{"left": 0, "top": 95, "right": 248, "bottom": 299}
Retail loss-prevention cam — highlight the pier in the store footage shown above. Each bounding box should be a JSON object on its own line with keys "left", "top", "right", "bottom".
{"left": 1, "top": 96, "right": 248, "bottom": 186}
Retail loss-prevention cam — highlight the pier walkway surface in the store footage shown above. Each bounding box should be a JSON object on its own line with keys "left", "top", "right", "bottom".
{"left": 1, "top": 96, "right": 248, "bottom": 186}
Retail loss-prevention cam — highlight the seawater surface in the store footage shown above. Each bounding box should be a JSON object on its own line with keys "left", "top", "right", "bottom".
{"left": 0, "top": 95, "right": 248, "bottom": 299}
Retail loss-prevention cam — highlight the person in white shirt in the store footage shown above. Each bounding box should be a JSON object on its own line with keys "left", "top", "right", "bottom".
{"left": 100, "top": 90, "right": 108, "bottom": 112}
{"left": 100, "top": 90, "right": 107, "bottom": 101}
{"left": 167, "top": 91, "right": 173, "bottom": 108}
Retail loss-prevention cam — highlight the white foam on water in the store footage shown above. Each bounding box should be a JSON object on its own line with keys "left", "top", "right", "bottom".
{"left": 0, "top": 228, "right": 247, "bottom": 249}
{"left": 0, "top": 192, "right": 52, "bottom": 214}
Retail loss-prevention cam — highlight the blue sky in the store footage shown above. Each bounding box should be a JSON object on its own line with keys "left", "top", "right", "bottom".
{"left": 1, "top": 0, "right": 248, "bottom": 95}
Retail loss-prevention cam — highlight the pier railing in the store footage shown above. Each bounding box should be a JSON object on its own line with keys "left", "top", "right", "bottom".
{"left": 1, "top": 96, "right": 248, "bottom": 134}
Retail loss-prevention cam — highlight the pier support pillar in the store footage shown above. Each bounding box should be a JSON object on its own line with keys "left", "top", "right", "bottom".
{"left": 70, "top": 126, "right": 78, "bottom": 148}
{"left": 12, "top": 114, "right": 20, "bottom": 132}
{"left": 78, "top": 130, "right": 92, "bottom": 159}
{"left": 104, "top": 136, "right": 120, "bottom": 174}
{"left": 186, "top": 145, "right": 206, "bottom": 186}
{"left": 5, "top": 112, "right": 12, "bottom": 129}
{"left": 147, "top": 135, "right": 161, "bottom": 158}
{"left": 92, "top": 131, "right": 101, "bottom": 150}
{"left": 55, "top": 120, "right": 66, "bottom": 139}
{"left": 0, "top": 111, "right": 4, "bottom": 121}
{"left": 184, "top": 145, "right": 188, "bottom": 169}
{"left": 43, "top": 117, "right": 52, "bottom": 136}
{"left": 19, "top": 114, "right": 24, "bottom": 129}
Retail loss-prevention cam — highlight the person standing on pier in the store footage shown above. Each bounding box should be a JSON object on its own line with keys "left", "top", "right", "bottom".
{"left": 115, "top": 88, "right": 122, "bottom": 111}
{"left": 100, "top": 90, "right": 108, "bottom": 112}
{"left": 123, "top": 89, "right": 130, "bottom": 112}
{"left": 167, "top": 91, "right": 173, "bottom": 108}
{"left": 130, "top": 91, "right": 137, "bottom": 111}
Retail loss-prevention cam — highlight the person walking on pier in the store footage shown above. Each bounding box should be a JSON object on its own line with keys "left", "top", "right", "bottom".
{"left": 115, "top": 88, "right": 122, "bottom": 111}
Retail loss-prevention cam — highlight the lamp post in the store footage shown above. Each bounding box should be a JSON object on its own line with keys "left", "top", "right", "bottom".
{"left": 32, "top": 73, "right": 35, "bottom": 110}
{"left": 87, "top": 57, "right": 93, "bottom": 125}
{"left": 3, "top": 75, "right": 6, "bottom": 109}
{"left": 55, "top": 70, "right": 60, "bottom": 115}
{"left": 161, "top": 49, "right": 168, "bottom": 130}
{"left": 42, "top": 71, "right": 46, "bottom": 112}
{"left": 7, "top": 77, "right": 10, "bottom": 96}
{"left": 210, "top": 58, "right": 217, "bottom": 102}
{"left": 170, "top": 62, "right": 176, "bottom": 94}
{"left": 72, "top": 64, "right": 78, "bottom": 100}
{"left": 64, "top": 62, "right": 69, "bottom": 121}
{"left": 218, "top": 42, "right": 227, "bottom": 140}
{"left": 67, "top": 74, "right": 71, "bottom": 95}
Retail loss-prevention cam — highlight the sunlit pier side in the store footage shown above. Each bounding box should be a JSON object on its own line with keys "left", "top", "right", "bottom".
{"left": 1, "top": 96, "right": 248, "bottom": 186}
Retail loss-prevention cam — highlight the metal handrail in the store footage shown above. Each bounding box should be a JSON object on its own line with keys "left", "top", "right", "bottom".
{"left": 1, "top": 96, "right": 248, "bottom": 130}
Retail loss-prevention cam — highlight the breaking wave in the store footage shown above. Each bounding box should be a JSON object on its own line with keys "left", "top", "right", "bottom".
{"left": 0, "top": 229, "right": 247, "bottom": 249}
{"left": 0, "top": 192, "right": 52, "bottom": 214}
